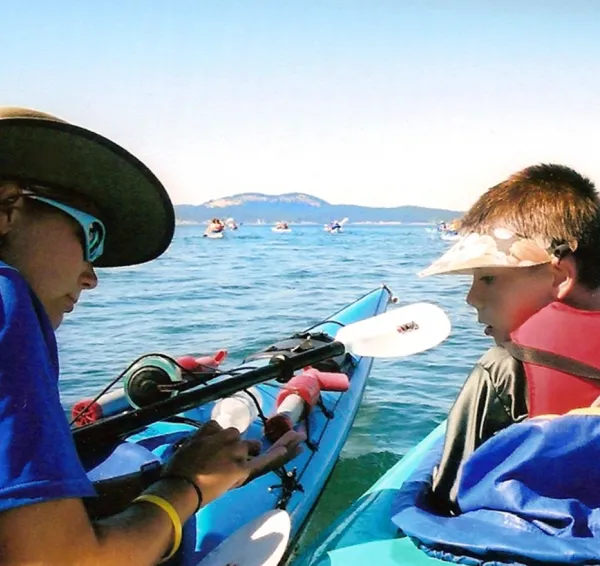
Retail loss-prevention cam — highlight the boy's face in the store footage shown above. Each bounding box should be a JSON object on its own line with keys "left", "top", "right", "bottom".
{"left": 466, "top": 265, "right": 556, "bottom": 345}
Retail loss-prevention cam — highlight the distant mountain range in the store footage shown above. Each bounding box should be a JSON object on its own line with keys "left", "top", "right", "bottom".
{"left": 175, "top": 192, "right": 463, "bottom": 224}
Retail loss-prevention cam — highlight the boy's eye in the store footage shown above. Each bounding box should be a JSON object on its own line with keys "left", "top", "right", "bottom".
{"left": 479, "top": 275, "right": 495, "bottom": 284}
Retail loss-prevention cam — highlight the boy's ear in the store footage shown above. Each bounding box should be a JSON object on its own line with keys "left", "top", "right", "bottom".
{"left": 552, "top": 255, "right": 578, "bottom": 300}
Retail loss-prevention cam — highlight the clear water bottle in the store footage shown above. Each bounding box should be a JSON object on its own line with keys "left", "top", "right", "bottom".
{"left": 211, "top": 387, "right": 262, "bottom": 433}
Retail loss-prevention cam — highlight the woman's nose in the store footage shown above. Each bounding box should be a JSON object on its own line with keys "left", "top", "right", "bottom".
{"left": 80, "top": 263, "right": 99, "bottom": 290}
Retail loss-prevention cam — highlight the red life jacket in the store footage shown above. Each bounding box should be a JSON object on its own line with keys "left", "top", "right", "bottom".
{"left": 506, "top": 302, "right": 600, "bottom": 417}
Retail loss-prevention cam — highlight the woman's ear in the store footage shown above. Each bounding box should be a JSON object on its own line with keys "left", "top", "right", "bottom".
{"left": 0, "top": 208, "right": 14, "bottom": 237}
{"left": 552, "top": 255, "right": 578, "bottom": 300}
{"left": 0, "top": 186, "right": 23, "bottom": 237}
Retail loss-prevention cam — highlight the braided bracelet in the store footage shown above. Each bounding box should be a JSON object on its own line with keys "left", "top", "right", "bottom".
{"left": 161, "top": 474, "right": 203, "bottom": 514}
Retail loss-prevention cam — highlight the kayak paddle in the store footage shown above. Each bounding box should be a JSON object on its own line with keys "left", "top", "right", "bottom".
{"left": 336, "top": 302, "right": 450, "bottom": 357}
{"left": 73, "top": 302, "right": 450, "bottom": 451}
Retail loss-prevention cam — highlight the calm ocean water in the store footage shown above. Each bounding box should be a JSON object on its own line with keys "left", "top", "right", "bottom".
{"left": 58, "top": 224, "right": 490, "bottom": 546}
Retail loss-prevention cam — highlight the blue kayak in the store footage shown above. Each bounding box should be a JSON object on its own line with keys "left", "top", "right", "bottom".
{"left": 74, "top": 285, "right": 393, "bottom": 564}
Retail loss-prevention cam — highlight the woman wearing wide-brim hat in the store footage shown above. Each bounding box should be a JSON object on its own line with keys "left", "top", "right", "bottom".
{"left": 0, "top": 108, "right": 303, "bottom": 565}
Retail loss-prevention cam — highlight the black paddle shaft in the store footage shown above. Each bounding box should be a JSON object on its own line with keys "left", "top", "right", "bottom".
{"left": 73, "top": 340, "right": 346, "bottom": 453}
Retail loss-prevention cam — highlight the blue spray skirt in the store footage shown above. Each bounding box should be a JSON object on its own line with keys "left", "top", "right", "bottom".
{"left": 292, "top": 412, "right": 600, "bottom": 566}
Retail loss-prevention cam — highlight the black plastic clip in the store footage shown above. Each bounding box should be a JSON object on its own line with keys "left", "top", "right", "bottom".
{"left": 268, "top": 468, "right": 304, "bottom": 509}
{"left": 317, "top": 396, "right": 334, "bottom": 419}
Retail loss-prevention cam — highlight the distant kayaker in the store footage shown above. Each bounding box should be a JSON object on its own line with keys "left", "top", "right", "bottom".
{"left": 225, "top": 217, "right": 238, "bottom": 230}
{"left": 204, "top": 217, "right": 225, "bottom": 236}
{"left": 419, "top": 163, "right": 600, "bottom": 514}
{"left": 0, "top": 107, "right": 304, "bottom": 565}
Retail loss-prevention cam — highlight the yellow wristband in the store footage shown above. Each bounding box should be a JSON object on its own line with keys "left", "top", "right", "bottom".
{"left": 133, "top": 494, "right": 183, "bottom": 563}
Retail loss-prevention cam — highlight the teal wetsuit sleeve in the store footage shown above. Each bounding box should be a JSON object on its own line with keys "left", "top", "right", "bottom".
{"left": 430, "top": 346, "right": 527, "bottom": 513}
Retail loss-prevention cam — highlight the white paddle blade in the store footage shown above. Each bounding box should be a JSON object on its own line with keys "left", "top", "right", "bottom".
{"left": 196, "top": 510, "right": 290, "bottom": 566}
{"left": 335, "top": 302, "right": 451, "bottom": 358}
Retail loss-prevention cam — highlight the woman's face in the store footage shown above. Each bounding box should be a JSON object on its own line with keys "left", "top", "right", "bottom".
{"left": 0, "top": 183, "right": 98, "bottom": 329}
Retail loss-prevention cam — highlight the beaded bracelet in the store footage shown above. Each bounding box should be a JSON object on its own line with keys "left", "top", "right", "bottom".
{"left": 132, "top": 494, "right": 182, "bottom": 563}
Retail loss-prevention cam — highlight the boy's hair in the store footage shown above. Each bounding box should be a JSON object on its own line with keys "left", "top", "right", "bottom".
{"left": 460, "top": 164, "right": 600, "bottom": 289}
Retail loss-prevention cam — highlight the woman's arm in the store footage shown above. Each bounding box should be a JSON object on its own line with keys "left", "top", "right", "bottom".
{"left": 0, "top": 477, "right": 197, "bottom": 566}
{"left": 0, "top": 423, "right": 304, "bottom": 566}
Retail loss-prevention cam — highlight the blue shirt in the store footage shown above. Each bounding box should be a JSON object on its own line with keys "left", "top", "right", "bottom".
{"left": 0, "top": 262, "right": 95, "bottom": 512}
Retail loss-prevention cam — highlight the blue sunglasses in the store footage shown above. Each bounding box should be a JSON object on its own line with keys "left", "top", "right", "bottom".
{"left": 24, "top": 193, "right": 106, "bottom": 263}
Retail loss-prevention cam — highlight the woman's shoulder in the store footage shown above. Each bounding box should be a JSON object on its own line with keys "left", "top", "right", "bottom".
{"left": 0, "top": 261, "right": 57, "bottom": 360}
{"left": 0, "top": 262, "right": 42, "bottom": 326}
{"left": 0, "top": 260, "right": 27, "bottom": 287}
{"left": 0, "top": 261, "right": 31, "bottom": 299}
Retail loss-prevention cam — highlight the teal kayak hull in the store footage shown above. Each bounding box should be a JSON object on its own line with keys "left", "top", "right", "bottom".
{"left": 290, "top": 423, "right": 448, "bottom": 566}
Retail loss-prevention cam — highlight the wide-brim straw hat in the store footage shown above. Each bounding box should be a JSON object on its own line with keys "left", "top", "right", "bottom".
{"left": 0, "top": 107, "right": 175, "bottom": 267}
{"left": 419, "top": 228, "right": 555, "bottom": 276}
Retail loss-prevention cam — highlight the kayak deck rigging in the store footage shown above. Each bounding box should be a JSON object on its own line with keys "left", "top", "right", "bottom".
{"left": 72, "top": 285, "right": 394, "bottom": 564}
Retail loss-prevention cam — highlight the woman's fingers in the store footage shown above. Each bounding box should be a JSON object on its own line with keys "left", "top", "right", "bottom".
{"left": 197, "top": 419, "right": 224, "bottom": 436}
{"left": 245, "top": 439, "right": 262, "bottom": 457}
{"left": 245, "top": 445, "right": 289, "bottom": 475}
{"left": 245, "top": 431, "right": 306, "bottom": 478}
{"left": 272, "top": 430, "right": 307, "bottom": 453}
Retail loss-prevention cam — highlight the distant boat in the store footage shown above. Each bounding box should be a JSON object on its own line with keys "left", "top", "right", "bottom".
{"left": 325, "top": 217, "right": 348, "bottom": 233}
{"left": 436, "top": 218, "right": 461, "bottom": 241}
{"left": 440, "top": 231, "right": 460, "bottom": 241}
{"left": 203, "top": 217, "right": 227, "bottom": 238}
{"left": 225, "top": 217, "right": 239, "bottom": 230}
{"left": 203, "top": 231, "right": 224, "bottom": 239}
{"left": 273, "top": 221, "right": 291, "bottom": 232}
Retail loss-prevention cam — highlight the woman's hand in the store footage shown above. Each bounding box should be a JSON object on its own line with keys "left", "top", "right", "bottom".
{"left": 164, "top": 420, "right": 251, "bottom": 504}
{"left": 163, "top": 420, "right": 306, "bottom": 504}
{"left": 246, "top": 429, "right": 306, "bottom": 480}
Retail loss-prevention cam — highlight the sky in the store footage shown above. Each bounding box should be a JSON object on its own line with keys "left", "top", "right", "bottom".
{"left": 4, "top": 0, "right": 600, "bottom": 211}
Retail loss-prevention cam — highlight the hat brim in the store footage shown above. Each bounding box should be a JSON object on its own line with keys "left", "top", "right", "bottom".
{"left": 418, "top": 231, "right": 553, "bottom": 277}
{"left": 0, "top": 118, "right": 174, "bottom": 267}
{"left": 419, "top": 258, "right": 548, "bottom": 277}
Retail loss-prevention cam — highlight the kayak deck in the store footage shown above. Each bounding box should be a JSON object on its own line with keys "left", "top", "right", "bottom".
{"left": 80, "top": 286, "right": 393, "bottom": 565}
